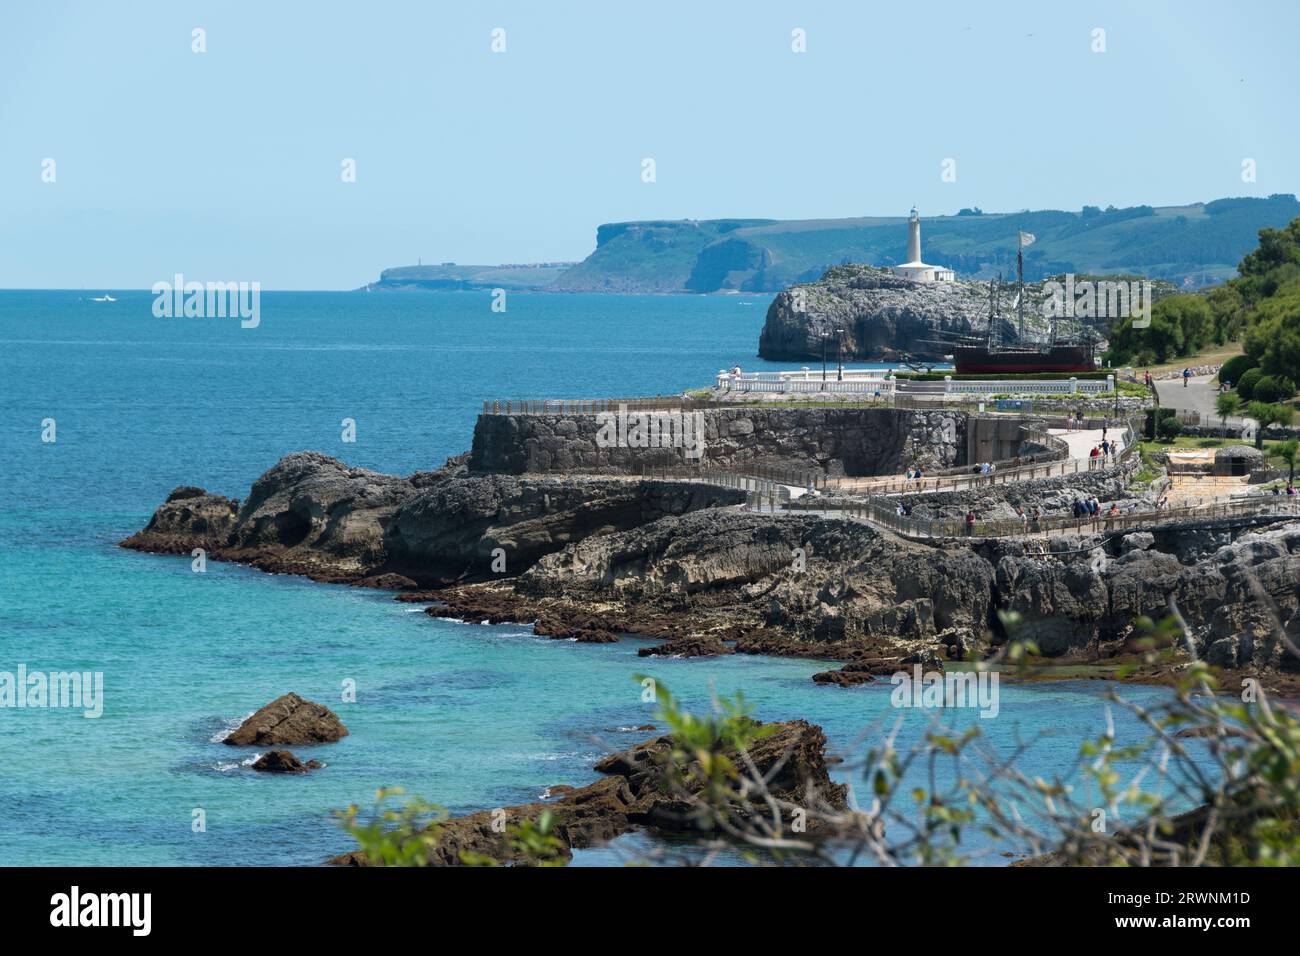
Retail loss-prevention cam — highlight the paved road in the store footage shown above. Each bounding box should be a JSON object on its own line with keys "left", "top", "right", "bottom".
{"left": 1155, "top": 373, "right": 1253, "bottom": 430}
{"left": 1154, "top": 373, "right": 1218, "bottom": 416}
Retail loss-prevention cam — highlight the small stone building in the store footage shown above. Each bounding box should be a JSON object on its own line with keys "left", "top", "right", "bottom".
{"left": 1213, "top": 445, "right": 1264, "bottom": 477}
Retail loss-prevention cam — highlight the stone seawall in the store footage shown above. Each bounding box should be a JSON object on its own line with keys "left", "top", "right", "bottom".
{"left": 468, "top": 407, "right": 969, "bottom": 477}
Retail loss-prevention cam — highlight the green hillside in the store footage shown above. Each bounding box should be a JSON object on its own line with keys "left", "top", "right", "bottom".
{"left": 550, "top": 195, "right": 1300, "bottom": 293}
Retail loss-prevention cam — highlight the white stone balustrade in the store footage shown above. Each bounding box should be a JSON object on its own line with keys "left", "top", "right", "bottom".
{"left": 717, "top": 369, "right": 896, "bottom": 395}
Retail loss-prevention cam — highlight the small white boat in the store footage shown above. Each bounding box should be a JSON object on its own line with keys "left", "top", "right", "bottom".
{"left": 91, "top": 294, "right": 116, "bottom": 302}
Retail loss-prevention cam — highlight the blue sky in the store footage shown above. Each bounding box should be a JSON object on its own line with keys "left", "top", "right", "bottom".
{"left": 2, "top": 1, "right": 1297, "bottom": 289}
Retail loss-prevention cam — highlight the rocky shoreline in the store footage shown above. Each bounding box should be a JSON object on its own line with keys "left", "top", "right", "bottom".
{"left": 122, "top": 448, "right": 1300, "bottom": 695}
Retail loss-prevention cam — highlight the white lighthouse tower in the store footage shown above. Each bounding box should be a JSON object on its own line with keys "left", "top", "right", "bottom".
{"left": 891, "top": 208, "right": 955, "bottom": 283}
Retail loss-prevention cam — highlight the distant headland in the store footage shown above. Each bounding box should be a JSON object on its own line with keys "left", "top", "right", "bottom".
{"left": 365, "top": 194, "right": 1300, "bottom": 295}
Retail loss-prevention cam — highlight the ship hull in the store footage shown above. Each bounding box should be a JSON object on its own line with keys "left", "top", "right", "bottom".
{"left": 953, "top": 345, "right": 1095, "bottom": 375}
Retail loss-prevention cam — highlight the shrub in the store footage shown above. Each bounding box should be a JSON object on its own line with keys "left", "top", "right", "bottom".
{"left": 1253, "top": 375, "right": 1297, "bottom": 403}
{"left": 1236, "top": 367, "right": 1264, "bottom": 399}
{"left": 1156, "top": 416, "right": 1183, "bottom": 441}
{"left": 1218, "top": 353, "right": 1255, "bottom": 386}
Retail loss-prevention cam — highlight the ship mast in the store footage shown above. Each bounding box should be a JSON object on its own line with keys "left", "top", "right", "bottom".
{"left": 1016, "top": 231, "right": 1026, "bottom": 341}
{"left": 986, "top": 275, "right": 1002, "bottom": 352}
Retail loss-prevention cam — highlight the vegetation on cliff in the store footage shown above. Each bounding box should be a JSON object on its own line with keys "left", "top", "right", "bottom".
{"left": 550, "top": 196, "right": 1300, "bottom": 294}
{"left": 1107, "top": 214, "right": 1300, "bottom": 384}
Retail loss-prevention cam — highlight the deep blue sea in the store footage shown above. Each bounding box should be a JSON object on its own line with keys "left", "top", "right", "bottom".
{"left": 0, "top": 290, "right": 1186, "bottom": 866}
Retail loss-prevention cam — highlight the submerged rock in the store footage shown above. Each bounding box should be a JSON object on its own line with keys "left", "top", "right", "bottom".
{"left": 251, "top": 749, "right": 323, "bottom": 773}
{"left": 637, "top": 635, "right": 735, "bottom": 658}
{"left": 224, "top": 693, "right": 349, "bottom": 746}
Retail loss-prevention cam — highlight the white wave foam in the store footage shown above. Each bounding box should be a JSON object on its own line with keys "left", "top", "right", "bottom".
{"left": 208, "top": 710, "right": 254, "bottom": 743}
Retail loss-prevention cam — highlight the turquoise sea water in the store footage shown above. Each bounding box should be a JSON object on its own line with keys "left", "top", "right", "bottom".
{"left": 0, "top": 290, "right": 1184, "bottom": 866}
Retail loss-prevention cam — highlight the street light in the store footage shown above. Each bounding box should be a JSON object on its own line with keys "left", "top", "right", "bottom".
{"left": 835, "top": 328, "right": 845, "bottom": 381}
{"left": 821, "top": 332, "right": 830, "bottom": 384}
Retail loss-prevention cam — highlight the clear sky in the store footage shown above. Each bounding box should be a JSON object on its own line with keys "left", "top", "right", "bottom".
{"left": 2, "top": 0, "right": 1297, "bottom": 289}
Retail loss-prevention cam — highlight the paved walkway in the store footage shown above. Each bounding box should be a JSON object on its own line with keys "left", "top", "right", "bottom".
{"left": 1155, "top": 372, "right": 1254, "bottom": 430}
{"left": 1153, "top": 373, "right": 1217, "bottom": 416}
{"left": 1051, "top": 426, "right": 1123, "bottom": 459}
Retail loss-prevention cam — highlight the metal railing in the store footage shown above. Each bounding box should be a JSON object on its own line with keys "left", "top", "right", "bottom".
{"left": 788, "top": 492, "right": 1300, "bottom": 540}
{"left": 481, "top": 397, "right": 731, "bottom": 415}
{"left": 637, "top": 461, "right": 828, "bottom": 492}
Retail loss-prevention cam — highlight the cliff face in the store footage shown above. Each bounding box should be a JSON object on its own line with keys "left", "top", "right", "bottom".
{"left": 496, "top": 507, "right": 1300, "bottom": 670}
{"left": 469, "top": 406, "right": 968, "bottom": 476}
{"left": 758, "top": 265, "right": 992, "bottom": 361}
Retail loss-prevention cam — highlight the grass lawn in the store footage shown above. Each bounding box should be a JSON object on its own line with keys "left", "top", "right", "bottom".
{"left": 1141, "top": 435, "right": 1297, "bottom": 472}
{"left": 1127, "top": 342, "right": 1245, "bottom": 378}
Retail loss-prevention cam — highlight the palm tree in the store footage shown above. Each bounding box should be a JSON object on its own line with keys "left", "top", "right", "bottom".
{"left": 1216, "top": 391, "right": 1242, "bottom": 439}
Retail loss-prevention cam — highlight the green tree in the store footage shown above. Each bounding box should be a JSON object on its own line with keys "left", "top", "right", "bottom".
{"left": 1238, "top": 218, "right": 1300, "bottom": 282}
{"left": 1206, "top": 284, "right": 1246, "bottom": 343}
{"left": 1277, "top": 439, "right": 1299, "bottom": 485}
{"left": 1216, "top": 391, "right": 1242, "bottom": 438}
{"left": 1247, "top": 401, "right": 1294, "bottom": 449}
{"left": 1243, "top": 289, "right": 1300, "bottom": 380}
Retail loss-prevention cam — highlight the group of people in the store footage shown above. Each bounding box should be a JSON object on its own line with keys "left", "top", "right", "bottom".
{"left": 1072, "top": 495, "right": 1125, "bottom": 529}
{"left": 902, "top": 466, "right": 926, "bottom": 486}
{"left": 1087, "top": 439, "right": 1120, "bottom": 468}
{"left": 1270, "top": 484, "right": 1298, "bottom": 496}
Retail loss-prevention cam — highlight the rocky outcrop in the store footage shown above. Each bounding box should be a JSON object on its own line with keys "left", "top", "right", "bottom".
{"left": 332, "top": 719, "right": 846, "bottom": 866}
{"left": 122, "top": 452, "right": 744, "bottom": 588}
{"left": 224, "top": 693, "right": 349, "bottom": 746}
{"left": 510, "top": 509, "right": 994, "bottom": 651}
{"left": 987, "top": 523, "right": 1300, "bottom": 666}
{"left": 897, "top": 459, "right": 1142, "bottom": 521}
{"left": 223, "top": 452, "right": 414, "bottom": 576}
{"left": 759, "top": 266, "right": 992, "bottom": 361}
{"left": 122, "top": 452, "right": 426, "bottom": 584}
{"left": 384, "top": 475, "right": 743, "bottom": 585}
{"left": 470, "top": 406, "right": 968, "bottom": 476}
{"left": 424, "top": 501, "right": 1300, "bottom": 685}
{"left": 119, "top": 487, "right": 239, "bottom": 554}
{"left": 124, "top": 449, "right": 1300, "bottom": 689}
{"left": 251, "top": 749, "right": 323, "bottom": 773}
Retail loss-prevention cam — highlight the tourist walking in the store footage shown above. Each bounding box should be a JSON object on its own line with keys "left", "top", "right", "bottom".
{"left": 965, "top": 509, "right": 976, "bottom": 536}
{"left": 1183, "top": 367, "right": 1191, "bottom": 388}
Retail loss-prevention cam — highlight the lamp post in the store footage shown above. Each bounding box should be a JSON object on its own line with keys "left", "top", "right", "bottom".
{"left": 836, "top": 328, "right": 845, "bottom": 382}
{"left": 821, "top": 333, "right": 829, "bottom": 384}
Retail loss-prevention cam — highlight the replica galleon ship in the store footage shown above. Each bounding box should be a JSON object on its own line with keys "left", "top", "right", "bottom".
{"left": 932, "top": 230, "right": 1098, "bottom": 374}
